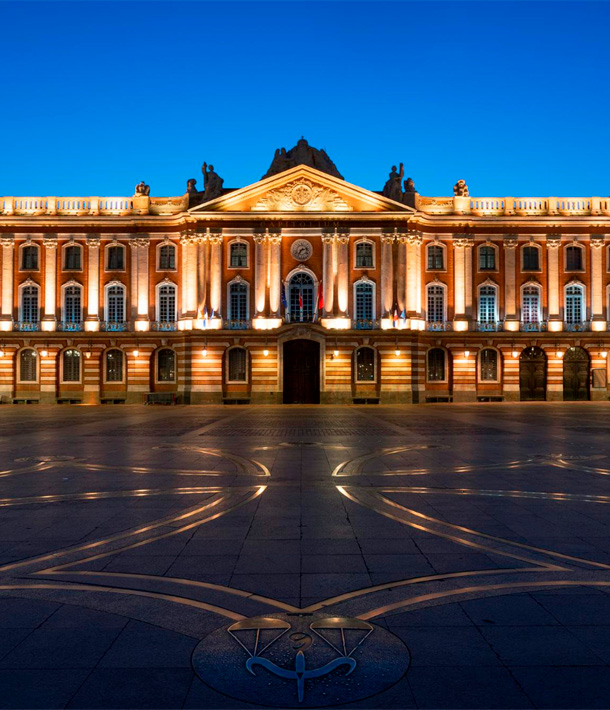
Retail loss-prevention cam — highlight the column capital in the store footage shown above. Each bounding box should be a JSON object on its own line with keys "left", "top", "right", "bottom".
{"left": 381, "top": 233, "right": 395, "bottom": 245}
{"left": 546, "top": 235, "right": 562, "bottom": 249}
{"left": 268, "top": 234, "right": 282, "bottom": 245}
{"left": 253, "top": 234, "right": 266, "bottom": 245}
{"left": 43, "top": 234, "right": 58, "bottom": 249}
{"left": 321, "top": 234, "right": 335, "bottom": 245}
{"left": 591, "top": 236, "right": 606, "bottom": 249}
{"left": 406, "top": 230, "right": 423, "bottom": 246}
{"left": 336, "top": 234, "right": 350, "bottom": 245}
{"left": 87, "top": 235, "right": 101, "bottom": 249}
{"left": 135, "top": 235, "right": 150, "bottom": 248}
{"left": 503, "top": 235, "right": 518, "bottom": 249}
{"left": 454, "top": 235, "right": 474, "bottom": 248}
{"left": 0, "top": 235, "right": 14, "bottom": 249}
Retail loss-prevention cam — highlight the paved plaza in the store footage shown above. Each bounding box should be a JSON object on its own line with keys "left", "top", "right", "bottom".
{"left": 1, "top": 404, "right": 610, "bottom": 708}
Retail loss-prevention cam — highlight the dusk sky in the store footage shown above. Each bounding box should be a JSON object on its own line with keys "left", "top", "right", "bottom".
{"left": 1, "top": 1, "right": 608, "bottom": 198}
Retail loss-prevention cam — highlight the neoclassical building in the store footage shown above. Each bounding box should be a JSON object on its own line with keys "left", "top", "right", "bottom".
{"left": 1, "top": 139, "right": 609, "bottom": 404}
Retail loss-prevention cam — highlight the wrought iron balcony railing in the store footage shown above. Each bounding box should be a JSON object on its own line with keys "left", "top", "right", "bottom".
{"left": 151, "top": 321, "right": 177, "bottom": 331}
{"left": 15, "top": 321, "right": 40, "bottom": 331}
{"left": 225, "top": 319, "right": 251, "bottom": 330}
{"left": 565, "top": 322, "right": 590, "bottom": 332}
{"left": 475, "top": 321, "right": 503, "bottom": 332}
{"left": 520, "top": 321, "right": 547, "bottom": 332}
{"left": 353, "top": 319, "right": 380, "bottom": 330}
{"left": 58, "top": 321, "right": 83, "bottom": 331}
{"left": 101, "top": 321, "right": 128, "bottom": 332}
{"left": 426, "top": 321, "right": 452, "bottom": 331}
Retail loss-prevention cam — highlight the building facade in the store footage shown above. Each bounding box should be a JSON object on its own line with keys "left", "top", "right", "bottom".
{"left": 1, "top": 141, "right": 609, "bottom": 404}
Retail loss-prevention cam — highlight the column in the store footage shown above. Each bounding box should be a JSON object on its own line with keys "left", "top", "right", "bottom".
{"left": 396, "top": 235, "right": 407, "bottom": 313}
{"left": 591, "top": 236, "right": 605, "bottom": 328}
{"left": 322, "top": 233, "right": 335, "bottom": 316}
{"left": 135, "top": 236, "right": 150, "bottom": 330}
{"left": 42, "top": 235, "right": 57, "bottom": 331}
{"left": 453, "top": 234, "right": 467, "bottom": 329}
{"left": 196, "top": 236, "right": 207, "bottom": 318}
{"left": 503, "top": 236, "right": 518, "bottom": 329}
{"left": 268, "top": 234, "right": 282, "bottom": 316}
{"left": 0, "top": 235, "right": 14, "bottom": 330}
{"left": 179, "top": 232, "right": 191, "bottom": 321}
{"left": 336, "top": 233, "right": 349, "bottom": 315}
{"left": 464, "top": 238, "right": 474, "bottom": 318}
{"left": 85, "top": 235, "right": 100, "bottom": 331}
{"left": 129, "top": 240, "right": 139, "bottom": 324}
{"left": 546, "top": 235, "right": 561, "bottom": 330}
{"left": 406, "top": 231, "right": 423, "bottom": 317}
{"left": 380, "top": 233, "right": 394, "bottom": 318}
{"left": 208, "top": 235, "right": 222, "bottom": 318}
{"left": 254, "top": 233, "right": 267, "bottom": 316}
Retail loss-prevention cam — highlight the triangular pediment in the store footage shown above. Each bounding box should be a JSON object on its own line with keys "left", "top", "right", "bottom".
{"left": 189, "top": 165, "right": 413, "bottom": 214}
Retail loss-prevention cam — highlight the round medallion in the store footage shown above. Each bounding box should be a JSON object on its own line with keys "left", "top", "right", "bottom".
{"left": 291, "top": 183, "right": 313, "bottom": 205}
{"left": 291, "top": 239, "right": 313, "bottom": 262}
{"left": 192, "top": 612, "right": 410, "bottom": 708}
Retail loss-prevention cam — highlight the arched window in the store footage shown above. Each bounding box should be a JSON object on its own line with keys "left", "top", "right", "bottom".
{"left": 288, "top": 272, "right": 314, "bottom": 322}
{"left": 64, "top": 244, "right": 82, "bottom": 271}
{"left": 157, "top": 348, "right": 176, "bottom": 382}
{"left": 566, "top": 245, "right": 583, "bottom": 271}
{"left": 478, "top": 245, "right": 496, "bottom": 271}
{"left": 159, "top": 244, "right": 176, "bottom": 270}
{"left": 105, "top": 349, "right": 124, "bottom": 383}
{"left": 565, "top": 284, "right": 585, "bottom": 325}
{"left": 20, "top": 285, "right": 39, "bottom": 325}
{"left": 106, "top": 245, "right": 125, "bottom": 271}
{"left": 427, "top": 348, "right": 446, "bottom": 382}
{"left": 21, "top": 245, "right": 39, "bottom": 271}
{"left": 478, "top": 285, "right": 497, "bottom": 325}
{"left": 355, "top": 241, "right": 373, "bottom": 268}
{"left": 354, "top": 281, "right": 374, "bottom": 322}
{"left": 18, "top": 349, "right": 37, "bottom": 382}
{"left": 63, "top": 285, "right": 82, "bottom": 326}
{"left": 522, "top": 245, "right": 540, "bottom": 271}
{"left": 62, "top": 349, "right": 81, "bottom": 382}
{"left": 157, "top": 283, "right": 176, "bottom": 324}
{"left": 480, "top": 348, "right": 498, "bottom": 381}
{"left": 427, "top": 244, "right": 444, "bottom": 270}
{"left": 105, "top": 284, "right": 126, "bottom": 325}
{"left": 228, "top": 281, "right": 248, "bottom": 323}
{"left": 227, "top": 347, "right": 247, "bottom": 382}
{"left": 355, "top": 347, "right": 375, "bottom": 382}
{"left": 522, "top": 284, "right": 541, "bottom": 324}
{"left": 229, "top": 242, "right": 248, "bottom": 268}
{"left": 426, "top": 283, "right": 445, "bottom": 324}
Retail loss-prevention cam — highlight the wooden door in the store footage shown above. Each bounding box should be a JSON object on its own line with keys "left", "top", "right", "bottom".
{"left": 519, "top": 347, "right": 546, "bottom": 401}
{"left": 563, "top": 347, "right": 590, "bottom": 401}
{"left": 283, "top": 339, "right": 320, "bottom": 404}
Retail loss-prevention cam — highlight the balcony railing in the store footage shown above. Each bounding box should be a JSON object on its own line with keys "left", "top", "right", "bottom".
{"left": 565, "top": 322, "right": 590, "bottom": 332}
{"left": 426, "top": 321, "right": 452, "bottom": 331}
{"left": 58, "top": 321, "right": 83, "bottom": 331}
{"left": 225, "top": 319, "right": 251, "bottom": 330}
{"left": 353, "top": 319, "right": 380, "bottom": 330}
{"left": 151, "top": 321, "right": 177, "bottom": 331}
{"left": 475, "top": 321, "right": 503, "bottom": 332}
{"left": 520, "top": 321, "right": 547, "bottom": 332}
{"left": 15, "top": 321, "right": 40, "bottom": 332}
{"left": 101, "top": 321, "right": 128, "bottom": 332}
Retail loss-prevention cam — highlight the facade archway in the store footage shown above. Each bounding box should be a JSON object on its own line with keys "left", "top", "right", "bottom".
{"left": 283, "top": 339, "right": 320, "bottom": 404}
{"left": 519, "top": 346, "right": 546, "bottom": 401}
{"left": 563, "top": 346, "right": 590, "bottom": 401}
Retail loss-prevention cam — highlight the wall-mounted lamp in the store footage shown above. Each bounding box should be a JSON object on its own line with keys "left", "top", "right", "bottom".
{"left": 85, "top": 340, "right": 93, "bottom": 359}
{"left": 263, "top": 338, "right": 269, "bottom": 358}
{"left": 133, "top": 349, "right": 140, "bottom": 358}
{"left": 394, "top": 338, "right": 400, "bottom": 358}
{"left": 464, "top": 350, "right": 470, "bottom": 358}
{"left": 0, "top": 346, "right": 5, "bottom": 358}
{"left": 202, "top": 338, "right": 208, "bottom": 357}
{"left": 555, "top": 344, "right": 563, "bottom": 359}
{"left": 40, "top": 343, "right": 48, "bottom": 358}
{"left": 333, "top": 339, "right": 339, "bottom": 359}
{"left": 512, "top": 344, "right": 519, "bottom": 359}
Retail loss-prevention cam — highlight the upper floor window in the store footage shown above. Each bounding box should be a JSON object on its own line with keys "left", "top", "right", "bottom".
{"left": 565, "top": 284, "right": 585, "bottom": 324}
{"left": 227, "top": 347, "right": 247, "bottom": 382}
{"left": 522, "top": 245, "right": 540, "bottom": 271}
{"left": 62, "top": 349, "right": 81, "bottom": 382}
{"left": 355, "top": 347, "right": 375, "bottom": 382}
{"left": 355, "top": 241, "right": 374, "bottom": 268}
{"left": 157, "top": 348, "right": 176, "bottom": 382}
{"left": 18, "top": 348, "right": 37, "bottom": 382}
{"left": 288, "top": 272, "right": 315, "bottom": 323}
{"left": 478, "top": 245, "right": 496, "bottom": 271}
{"left": 157, "top": 283, "right": 176, "bottom": 323}
{"left": 478, "top": 285, "right": 497, "bottom": 324}
{"left": 355, "top": 281, "right": 374, "bottom": 321}
{"left": 522, "top": 285, "right": 541, "bottom": 324}
{"left": 426, "top": 284, "right": 445, "bottom": 323}
{"left": 229, "top": 242, "right": 248, "bottom": 268}
{"left": 20, "top": 285, "right": 39, "bottom": 324}
{"left": 106, "top": 245, "right": 125, "bottom": 271}
{"left": 228, "top": 281, "right": 248, "bottom": 322}
{"left": 63, "top": 285, "right": 82, "bottom": 324}
{"left": 64, "top": 244, "right": 82, "bottom": 271}
{"left": 427, "top": 348, "right": 447, "bottom": 382}
{"left": 427, "top": 244, "right": 444, "bottom": 271}
{"left": 21, "top": 245, "right": 39, "bottom": 271}
{"left": 566, "top": 245, "right": 584, "bottom": 271}
{"left": 480, "top": 348, "right": 499, "bottom": 381}
{"left": 106, "top": 284, "right": 126, "bottom": 324}
{"left": 105, "top": 349, "right": 124, "bottom": 383}
{"left": 159, "top": 244, "right": 176, "bottom": 270}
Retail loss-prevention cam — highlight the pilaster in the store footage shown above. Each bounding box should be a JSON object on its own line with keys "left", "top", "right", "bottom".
{"left": 590, "top": 235, "right": 606, "bottom": 330}
{"left": 42, "top": 235, "right": 57, "bottom": 331}
{"left": 546, "top": 234, "right": 561, "bottom": 330}
{"left": 85, "top": 235, "right": 100, "bottom": 331}
{"left": 503, "top": 235, "right": 518, "bottom": 330}
{"left": 0, "top": 236, "right": 14, "bottom": 331}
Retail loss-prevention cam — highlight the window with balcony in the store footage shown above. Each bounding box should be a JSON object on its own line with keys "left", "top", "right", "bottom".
{"left": 426, "top": 284, "right": 445, "bottom": 324}
{"left": 565, "top": 284, "right": 585, "bottom": 325}
{"left": 63, "top": 285, "right": 82, "bottom": 326}
{"left": 105, "top": 284, "right": 126, "bottom": 327}
{"left": 20, "top": 285, "right": 39, "bottom": 327}
{"left": 354, "top": 281, "right": 374, "bottom": 324}
{"left": 522, "top": 285, "right": 541, "bottom": 325}
{"left": 478, "top": 285, "right": 497, "bottom": 325}
{"left": 228, "top": 281, "right": 248, "bottom": 326}
{"left": 157, "top": 283, "right": 177, "bottom": 325}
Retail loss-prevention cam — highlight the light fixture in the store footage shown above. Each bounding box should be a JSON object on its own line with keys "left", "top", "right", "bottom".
{"left": 603, "top": 350, "right": 608, "bottom": 359}
{"left": 0, "top": 346, "right": 5, "bottom": 358}
{"left": 333, "top": 338, "right": 339, "bottom": 359}
{"left": 40, "top": 342, "right": 48, "bottom": 358}
{"left": 263, "top": 339, "right": 269, "bottom": 358}
{"left": 512, "top": 344, "right": 519, "bottom": 358}
{"left": 464, "top": 350, "right": 470, "bottom": 358}
{"left": 202, "top": 338, "right": 208, "bottom": 357}
{"left": 133, "top": 349, "right": 139, "bottom": 358}
{"left": 556, "top": 344, "right": 563, "bottom": 358}
{"left": 85, "top": 340, "right": 92, "bottom": 359}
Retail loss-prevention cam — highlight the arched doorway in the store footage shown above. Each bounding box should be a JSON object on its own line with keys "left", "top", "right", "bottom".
{"left": 519, "top": 346, "right": 546, "bottom": 401}
{"left": 563, "top": 347, "right": 590, "bottom": 401}
{"left": 283, "top": 339, "right": 320, "bottom": 404}
{"left": 288, "top": 273, "right": 315, "bottom": 323}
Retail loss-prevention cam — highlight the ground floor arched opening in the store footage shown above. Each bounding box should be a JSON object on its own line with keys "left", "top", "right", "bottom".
{"left": 519, "top": 346, "right": 547, "bottom": 401}
{"left": 283, "top": 339, "right": 320, "bottom": 404}
{"left": 563, "top": 346, "right": 590, "bottom": 401}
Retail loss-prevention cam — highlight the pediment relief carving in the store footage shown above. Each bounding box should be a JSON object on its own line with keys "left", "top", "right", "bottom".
{"left": 251, "top": 178, "right": 352, "bottom": 213}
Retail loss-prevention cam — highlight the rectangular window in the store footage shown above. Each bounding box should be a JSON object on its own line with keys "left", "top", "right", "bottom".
{"left": 355, "top": 243, "right": 373, "bottom": 268}
{"left": 522, "top": 246, "right": 540, "bottom": 271}
{"left": 230, "top": 243, "right": 248, "bottom": 268}
{"left": 159, "top": 245, "right": 176, "bottom": 270}
{"left": 479, "top": 246, "right": 495, "bottom": 271}
{"left": 427, "top": 245, "right": 444, "bottom": 270}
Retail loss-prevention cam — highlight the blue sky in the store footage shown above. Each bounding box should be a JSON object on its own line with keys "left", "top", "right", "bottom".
{"left": 1, "top": 1, "right": 608, "bottom": 197}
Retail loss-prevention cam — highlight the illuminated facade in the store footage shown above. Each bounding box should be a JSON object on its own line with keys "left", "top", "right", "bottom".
{"left": 1, "top": 145, "right": 610, "bottom": 404}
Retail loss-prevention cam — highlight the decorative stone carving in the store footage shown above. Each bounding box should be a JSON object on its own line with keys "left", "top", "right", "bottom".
{"left": 453, "top": 180, "right": 469, "bottom": 197}
{"left": 0, "top": 235, "right": 14, "bottom": 248}
{"left": 201, "top": 163, "right": 224, "bottom": 203}
{"left": 503, "top": 235, "right": 518, "bottom": 249}
{"left": 134, "top": 181, "right": 150, "bottom": 197}
{"left": 546, "top": 235, "right": 562, "bottom": 249}
{"left": 336, "top": 234, "right": 350, "bottom": 246}
{"left": 135, "top": 236, "right": 150, "bottom": 248}
{"left": 380, "top": 233, "right": 395, "bottom": 245}
{"left": 406, "top": 229, "right": 423, "bottom": 246}
{"left": 87, "top": 235, "right": 101, "bottom": 249}
{"left": 590, "top": 236, "right": 605, "bottom": 249}
{"left": 262, "top": 138, "right": 344, "bottom": 180}
{"left": 382, "top": 164, "right": 404, "bottom": 202}
{"left": 454, "top": 235, "right": 474, "bottom": 248}
{"left": 252, "top": 178, "right": 351, "bottom": 212}
{"left": 43, "top": 235, "right": 58, "bottom": 249}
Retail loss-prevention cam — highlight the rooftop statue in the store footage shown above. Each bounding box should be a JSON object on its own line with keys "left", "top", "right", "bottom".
{"left": 382, "top": 163, "right": 404, "bottom": 202}
{"left": 453, "top": 179, "right": 469, "bottom": 197}
{"left": 134, "top": 181, "right": 150, "bottom": 197}
{"left": 201, "top": 163, "right": 224, "bottom": 202}
{"left": 186, "top": 178, "right": 198, "bottom": 194}
{"left": 262, "top": 138, "right": 344, "bottom": 179}
{"left": 402, "top": 177, "right": 418, "bottom": 208}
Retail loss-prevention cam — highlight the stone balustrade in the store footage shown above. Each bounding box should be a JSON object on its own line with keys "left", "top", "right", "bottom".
{"left": 0, "top": 195, "right": 188, "bottom": 217}
{"left": 416, "top": 195, "right": 610, "bottom": 217}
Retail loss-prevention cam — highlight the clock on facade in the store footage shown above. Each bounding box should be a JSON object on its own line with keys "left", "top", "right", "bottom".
{"left": 291, "top": 239, "right": 313, "bottom": 262}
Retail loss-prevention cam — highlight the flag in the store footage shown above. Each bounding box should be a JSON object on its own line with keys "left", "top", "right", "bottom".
{"left": 299, "top": 289, "right": 303, "bottom": 310}
{"left": 392, "top": 308, "right": 398, "bottom": 327}
{"left": 318, "top": 283, "right": 324, "bottom": 311}
{"left": 203, "top": 306, "right": 209, "bottom": 327}
{"left": 400, "top": 309, "right": 406, "bottom": 321}
{"left": 281, "top": 283, "right": 287, "bottom": 309}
